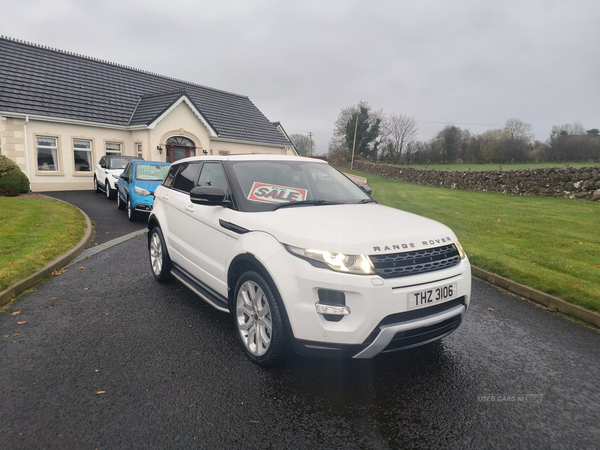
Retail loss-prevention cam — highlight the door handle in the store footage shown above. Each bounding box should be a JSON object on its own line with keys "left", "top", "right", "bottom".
{"left": 185, "top": 204, "right": 194, "bottom": 212}
{"left": 162, "top": 193, "right": 169, "bottom": 200}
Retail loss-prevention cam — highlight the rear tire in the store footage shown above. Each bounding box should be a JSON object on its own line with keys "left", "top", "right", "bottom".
{"left": 149, "top": 227, "right": 172, "bottom": 282}
{"left": 94, "top": 177, "right": 100, "bottom": 193}
{"left": 233, "top": 271, "right": 288, "bottom": 366}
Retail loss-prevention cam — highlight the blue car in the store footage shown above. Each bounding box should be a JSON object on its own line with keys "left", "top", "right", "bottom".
{"left": 117, "top": 160, "right": 171, "bottom": 221}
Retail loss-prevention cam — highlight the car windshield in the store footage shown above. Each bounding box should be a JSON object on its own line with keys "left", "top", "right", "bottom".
{"left": 109, "top": 158, "right": 133, "bottom": 170}
{"left": 228, "top": 160, "right": 371, "bottom": 212}
{"left": 135, "top": 164, "right": 170, "bottom": 181}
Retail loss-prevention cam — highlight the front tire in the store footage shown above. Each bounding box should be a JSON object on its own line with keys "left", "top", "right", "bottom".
{"left": 148, "top": 227, "right": 172, "bottom": 282}
{"left": 105, "top": 181, "right": 114, "bottom": 199}
{"left": 233, "top": 271, "right": 288, "bottom": 366}
{"left": 127, "top": 198, "right": 137, "bottom": 221}
{"left": 117, "top": 192, "right": 125, "bottom": 210}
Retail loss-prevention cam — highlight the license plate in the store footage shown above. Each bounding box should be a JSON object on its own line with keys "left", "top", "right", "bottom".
{"left": 408, "top": 283, "right": 457, "bottom": 310}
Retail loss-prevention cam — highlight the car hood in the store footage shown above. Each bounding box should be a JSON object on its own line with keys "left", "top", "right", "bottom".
{"left": 231, "top": 203, "right": 458, "bottom": 255}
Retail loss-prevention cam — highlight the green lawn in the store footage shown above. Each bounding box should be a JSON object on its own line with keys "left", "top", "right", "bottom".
{"left": 344, "top": 169, "right": 600, "bottom": 313}
{"left": 395, "top": 162, "right": 599, "bottom": 171}
{"left": 0, "top": 197, "right": 86, "bottom": 292}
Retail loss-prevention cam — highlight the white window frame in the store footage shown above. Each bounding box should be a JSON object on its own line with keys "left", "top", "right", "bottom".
{"left": 136, "top": 143, "right": 143, "bottom": 158}
{"left": 73, "top": 139, "right": 93, "bottom": 172}
{"left": 105, "top": 141, "right": 122, "bottom": 156}
{"left": 36, "top": 136, "right": 59, "bottom": 172}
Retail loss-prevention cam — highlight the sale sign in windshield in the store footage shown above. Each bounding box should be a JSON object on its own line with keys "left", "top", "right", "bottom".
{"left": 248, "top": 182, "right": 308, "bottom": 204}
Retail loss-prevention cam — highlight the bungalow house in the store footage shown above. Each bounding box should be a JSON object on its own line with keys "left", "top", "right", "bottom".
{"left": 0, "top": 36, "right": 296, "bottom": 192}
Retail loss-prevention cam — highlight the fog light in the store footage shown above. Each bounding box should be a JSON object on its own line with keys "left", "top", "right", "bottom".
{"left": 315, "top": 303, "right": 351, "bottom": 315}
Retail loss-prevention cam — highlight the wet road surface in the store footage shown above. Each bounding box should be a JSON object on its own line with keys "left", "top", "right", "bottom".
{"left": 42, "top": 190, "right": 146, "bottom": 245}
{"left": 1, "top": 237, "right": 599, "bottom": 449}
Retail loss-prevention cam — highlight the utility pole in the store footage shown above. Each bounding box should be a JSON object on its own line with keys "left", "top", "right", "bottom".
{"left": 350, "top": 113, "right": 359, "bottom": 170}
{"left": 308, "top": 132, "right": 314, "bottom": 157}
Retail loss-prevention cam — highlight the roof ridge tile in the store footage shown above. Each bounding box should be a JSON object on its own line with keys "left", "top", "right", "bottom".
{"left": 0, "top": 35, "right": 248, "bottom": 99}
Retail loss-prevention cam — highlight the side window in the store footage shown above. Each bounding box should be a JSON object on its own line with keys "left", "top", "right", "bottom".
{"left": 125, "top": 163, "right": 133, "bottom": 179}
{"left": 163, "top": 164, "right": 180, "bottom": 188}
{"left": 172, "top": 162, "right": 201, "bottom": 193}
{"left": 99, "top": 157, "right": 106, "bottom": 168}
{"left": 197, "top": 162, "right": 229, "bottom": 192}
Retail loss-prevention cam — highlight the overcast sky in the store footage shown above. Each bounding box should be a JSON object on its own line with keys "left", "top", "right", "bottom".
{"left": 2, "top": 0, "right": 598, "bottom": 154}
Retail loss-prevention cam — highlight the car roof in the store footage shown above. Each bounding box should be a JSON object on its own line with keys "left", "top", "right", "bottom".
{"left": 171, "top": 154, "right": 327, "bottom": 165}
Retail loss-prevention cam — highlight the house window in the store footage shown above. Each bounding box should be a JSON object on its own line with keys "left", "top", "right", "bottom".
{"left": 106, "top": 141, "right": 122, "bottom": 155}
{"left": 73, "top": 139, "right": 92, "bottom": 172}
{"left": 36, "top": 136, "right": 59, "bottom": 171}
{"left": 136, "top": 143, "right": 143, "bottom": 158}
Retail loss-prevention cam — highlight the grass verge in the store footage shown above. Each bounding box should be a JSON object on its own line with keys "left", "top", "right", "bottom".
{"left": 0, "top": 197, "right": 86, "bottom": 292}
{"left": 343, "top": 169, "right": 600, "bottom": 313}
{"left": 395, "top": 162, "right": 599, "bottom": 171}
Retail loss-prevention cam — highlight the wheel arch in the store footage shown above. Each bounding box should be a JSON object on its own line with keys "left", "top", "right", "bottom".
{"left": 147, "top": 215, "right": 161, "bottom": 248}
{"left": 227, "top": 253, "right": 293, "bottom": 334}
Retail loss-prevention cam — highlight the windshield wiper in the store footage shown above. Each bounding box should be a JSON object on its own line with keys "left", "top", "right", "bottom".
{"left": 356, "top": 198, "right": 375, "bottom": 204}
{"left": 273, "top": 200, "right": 343, "bottom": 211}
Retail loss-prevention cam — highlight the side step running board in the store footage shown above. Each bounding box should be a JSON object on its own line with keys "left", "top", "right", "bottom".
{"left": 171, "top": 264, "right": 229, "bottom": 313}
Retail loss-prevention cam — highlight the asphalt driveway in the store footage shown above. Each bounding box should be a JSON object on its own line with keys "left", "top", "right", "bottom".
{"left": 42, "top": 190, "right": 146, "bottom": 245}
{"left": 1, "top": 236, "right": 599, "bottom": 449}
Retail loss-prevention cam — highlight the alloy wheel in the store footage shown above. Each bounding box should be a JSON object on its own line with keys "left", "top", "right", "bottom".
{"left": 236, "top": 281, "right": 273, "bottom": 356}
{"left": 150, "top": 232, "right": 163, "bottom": 277}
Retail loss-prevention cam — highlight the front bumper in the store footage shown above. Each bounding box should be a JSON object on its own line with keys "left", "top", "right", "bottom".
{"left": 132, "top": 194, "right": 154, "bottom": 213}
{"left": 265, "top": 249, "right": 471, "bottom": 359}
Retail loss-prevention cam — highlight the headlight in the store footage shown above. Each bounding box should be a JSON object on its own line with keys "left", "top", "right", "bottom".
{"left": 455, "top": 241, "right": 466, "bottom": 259}
{"left": 134, "top": 186, "right": 150, "bottom": 197}
{"left": 285, "top": 244, "right": 375, "bottom": 275}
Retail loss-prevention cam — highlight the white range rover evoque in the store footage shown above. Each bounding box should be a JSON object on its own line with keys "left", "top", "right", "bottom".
{"left": 148, "top": 155, "right": 471, "bottom": 366}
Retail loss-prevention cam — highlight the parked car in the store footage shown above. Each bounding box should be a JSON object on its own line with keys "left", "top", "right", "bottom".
{"left": 117, "top": 160, "right": 171, "bottom": 221}
{"left": 147, "top": 155, "right": 471, "bottom": 366}
{"left": 94, "top": 155, "right": 144, "bottom": 199}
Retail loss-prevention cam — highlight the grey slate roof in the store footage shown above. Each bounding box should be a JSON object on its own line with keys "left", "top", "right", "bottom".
{"left": 0, "top": 37, "right": 291, "bottom": 146}
{"left": 128, "top": 90, "right": 188, "bottom": 126}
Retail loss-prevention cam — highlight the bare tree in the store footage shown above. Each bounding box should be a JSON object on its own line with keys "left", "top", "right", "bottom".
{"left": 381, "top": 114, "right": 418, "bottom": 163}
{"left": 504, "top": 118, "right": 534, "bottom": 141}
{"left": 551, "top": 121, "right": 586, "bottom": 136}
{"left": 289, "top": 134, "right": 313, "bottom": 157}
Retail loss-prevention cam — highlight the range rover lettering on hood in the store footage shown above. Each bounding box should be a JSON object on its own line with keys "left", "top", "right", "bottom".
{"left": 373, "top": 236, "right": 453, "bottom": 252}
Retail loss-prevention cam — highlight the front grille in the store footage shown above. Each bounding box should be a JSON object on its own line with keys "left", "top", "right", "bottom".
{"left": 369, "top": 244, "right": 460, "bottom": 279}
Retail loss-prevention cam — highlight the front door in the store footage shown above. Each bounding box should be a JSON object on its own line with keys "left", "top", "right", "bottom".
{"left": 165, "top": 136, "right": 196, "bottom": 163}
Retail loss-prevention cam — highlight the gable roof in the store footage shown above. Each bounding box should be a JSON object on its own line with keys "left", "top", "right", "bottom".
{"left": 0, "top": 36, "right": 291, "bottom": 146}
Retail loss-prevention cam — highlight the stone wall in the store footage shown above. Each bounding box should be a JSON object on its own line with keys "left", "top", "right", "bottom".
{"left": 340, "top": 160, "right": 600, "bottom": 201}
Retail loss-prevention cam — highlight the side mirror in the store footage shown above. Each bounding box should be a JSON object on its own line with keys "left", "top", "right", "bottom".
{"left": 359, "top": 185, "right": 372, "bottom": 196}
{"left": 190, "top": 186, "right": 230, "bottom": 206}
{"left": 120, "top": 173, "right": 129, "bottom": 181}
